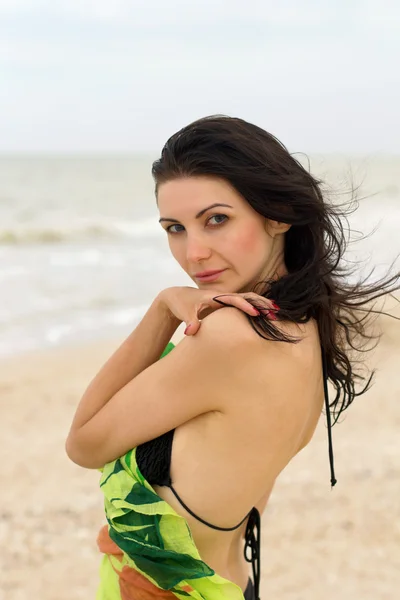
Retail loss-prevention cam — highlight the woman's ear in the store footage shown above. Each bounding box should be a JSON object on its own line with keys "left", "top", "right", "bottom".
{"left": 265, "top": 219, "right": 291, "bottom": 236}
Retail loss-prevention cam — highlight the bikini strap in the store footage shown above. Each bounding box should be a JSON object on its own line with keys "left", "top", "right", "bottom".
{"left": 169, "top": 485, "right": 261, "bottom": 598}
{"left": 168, "top": 484, "right": 251, "bottom": 531}
{"left": 321, "top": 347, "right": 337, "bottom": 487}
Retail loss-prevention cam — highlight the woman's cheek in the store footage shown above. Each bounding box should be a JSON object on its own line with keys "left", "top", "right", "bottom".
{"left": 232, "top": 223, "right": 267, "bottom": 255}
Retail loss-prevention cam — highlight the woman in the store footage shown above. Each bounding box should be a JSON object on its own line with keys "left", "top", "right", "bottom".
{"left": 66, "top": 115, "right": 399, "bottom": 600}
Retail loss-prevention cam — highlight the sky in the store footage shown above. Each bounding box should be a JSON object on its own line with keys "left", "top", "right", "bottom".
{"left": 1, "top": 0, "right": 399, "bottom": 154}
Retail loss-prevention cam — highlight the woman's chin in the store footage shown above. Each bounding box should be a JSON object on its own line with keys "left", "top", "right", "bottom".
{"left": 198, "top": 282, "right": 234, "bottom": 291}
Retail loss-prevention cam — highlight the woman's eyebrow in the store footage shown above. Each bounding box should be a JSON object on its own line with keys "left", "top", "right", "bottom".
{"left": 159, "top": 203, "right": 233, "bottom": 223}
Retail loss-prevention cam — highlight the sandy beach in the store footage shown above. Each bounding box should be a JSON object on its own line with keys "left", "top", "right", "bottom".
{"left": 1, "top": 308, "right": 399, "bottom": 600}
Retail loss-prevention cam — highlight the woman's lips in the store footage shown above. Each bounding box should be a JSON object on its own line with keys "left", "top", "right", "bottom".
{"left": 195, "top": 269, "right": 226, "bottom": 282}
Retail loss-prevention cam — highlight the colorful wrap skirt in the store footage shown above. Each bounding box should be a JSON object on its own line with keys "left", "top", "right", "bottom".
{"left": 96, "top": 342, "right": 249, "bottom": 599}
{"left": 96, "top": 447, "right": 249, "bottom": 600}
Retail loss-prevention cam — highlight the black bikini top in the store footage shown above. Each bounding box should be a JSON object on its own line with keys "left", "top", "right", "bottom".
{"left": 136, "top": 346, "right": 335, "bottom": 600}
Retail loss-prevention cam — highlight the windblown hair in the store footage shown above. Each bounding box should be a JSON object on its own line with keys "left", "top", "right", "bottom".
{"left": 152, "top": 115, "right": 399, "bottom": 426}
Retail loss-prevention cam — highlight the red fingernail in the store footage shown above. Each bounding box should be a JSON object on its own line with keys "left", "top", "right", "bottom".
{"left": 184, "top": 325, "right": 191, "bottom": 335}
{"left": 267, "top": 310, "right": 278, "bottom": 320}
{"left": 271, "top": 301, "right": 280, "bottom": 310}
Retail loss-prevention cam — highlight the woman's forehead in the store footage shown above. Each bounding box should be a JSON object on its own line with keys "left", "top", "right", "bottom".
{"left": 157, "top": 176, "right": 244, "bottom": 214}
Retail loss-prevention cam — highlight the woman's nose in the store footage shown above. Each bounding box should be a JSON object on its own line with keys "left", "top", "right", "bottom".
{"left": 186, "top": 234, "right": 212, "bottom": 263}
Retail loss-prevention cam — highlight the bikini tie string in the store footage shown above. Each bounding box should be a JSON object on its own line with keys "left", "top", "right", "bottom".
{"left": 244, "top": 507, "right": 261, "bottom": 600}
{"left": 321, "top": 347, "right": 337, "bottom": 488}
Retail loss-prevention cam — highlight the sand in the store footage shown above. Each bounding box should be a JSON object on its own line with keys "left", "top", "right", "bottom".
{"left": 1, "top": 309, "right": 399, "bottom": 600}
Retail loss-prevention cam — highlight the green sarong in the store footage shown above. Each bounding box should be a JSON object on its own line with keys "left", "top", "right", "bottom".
{"left": 96, "top": 342, "right": 247, "bottom": 599}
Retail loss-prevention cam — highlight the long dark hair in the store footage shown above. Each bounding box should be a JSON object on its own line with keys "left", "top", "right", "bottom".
{"left": 152, "top": 115, "right": 399, "bottom": 430}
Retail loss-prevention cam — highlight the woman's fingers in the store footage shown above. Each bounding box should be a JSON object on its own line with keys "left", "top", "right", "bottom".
{"left": 251, "top": 299, "right": 280, "bottom": 320}
{"left": 245, "top": 302, "right": 262, "bottom": 316}
{"left": 184, "top": 321, "right": 201, "bottom": 336}
{"left": 184, "top": 302, "right": 211, "bottom": 336}
{"left": 184, "top": 294, "right": 280, "bottom": 336}
{"left": 213, "top": 294, "right": 277, "bottom": 317}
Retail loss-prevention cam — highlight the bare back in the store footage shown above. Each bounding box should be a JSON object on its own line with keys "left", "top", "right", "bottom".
{"left": 155, "top": 310, "right": 324, "bottom": 590}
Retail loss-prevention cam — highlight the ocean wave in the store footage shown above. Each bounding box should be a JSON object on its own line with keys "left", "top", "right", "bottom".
{"left": 0, "top": 217, "right": 163, "bottom": 245}
{"left": 0, "top": 303, "right": 150, "bottom": 358}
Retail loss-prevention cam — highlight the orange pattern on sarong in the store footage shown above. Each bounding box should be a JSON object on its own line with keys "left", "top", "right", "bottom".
{"left": 97, "top": 525, "right": 193, "bottom": 600}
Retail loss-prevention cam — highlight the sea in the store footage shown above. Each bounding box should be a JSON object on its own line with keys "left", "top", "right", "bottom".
{"left": 0, "top": 154, "right": 399, "bottom": 358}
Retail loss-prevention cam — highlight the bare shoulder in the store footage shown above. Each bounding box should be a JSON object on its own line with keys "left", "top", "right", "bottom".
{"left": 198, "top": 307, "right": 322, "bottom": 415}
{"left": 171, "top": 308, "right": 322, "bottom": 407}
{"left": 199, "top": 306, "right": 320, "bottom": 367}
{"left": 198, "top": 307, "right": 322, "bottom": 462}
{"left": 197, "top": 306, "right": 259, "bottom": 346}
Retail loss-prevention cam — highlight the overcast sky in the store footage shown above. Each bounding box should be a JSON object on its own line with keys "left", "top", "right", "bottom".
{"left": 1, "top": 0, "right": 399, "bottom": 154}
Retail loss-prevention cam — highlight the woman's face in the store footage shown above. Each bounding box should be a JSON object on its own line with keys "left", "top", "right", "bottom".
{"left": 157, "top": 176, "right": 288, "bottom": 293}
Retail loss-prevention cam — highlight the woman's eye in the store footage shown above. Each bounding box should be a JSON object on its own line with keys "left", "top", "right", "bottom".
{"left": 166, "top": 214, "right": 228, "bottom": 234}
{"left": 208, "top": 214, "right": 228, "bottom": 226}
{"left": 166, "top": 224, "right": 184, "bottom": 234}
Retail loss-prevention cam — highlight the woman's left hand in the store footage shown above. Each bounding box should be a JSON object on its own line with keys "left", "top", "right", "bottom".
{"left": 158, "top": 286, "right": 279, "bottom": 336}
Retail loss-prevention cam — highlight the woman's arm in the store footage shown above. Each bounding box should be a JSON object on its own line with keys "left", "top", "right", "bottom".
{"left": 66, "top": 295, "right": 180, "bottom": 448}
{"left": 65, "top": 308, "right": 259, "bottom": 469}
{"left": 66, "top": 306, "right": 309, "bottom": 471}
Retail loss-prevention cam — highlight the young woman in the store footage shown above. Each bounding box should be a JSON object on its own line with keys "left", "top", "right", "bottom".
{"left": 66, "top": 115, "right": 399, "bottom": 600}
